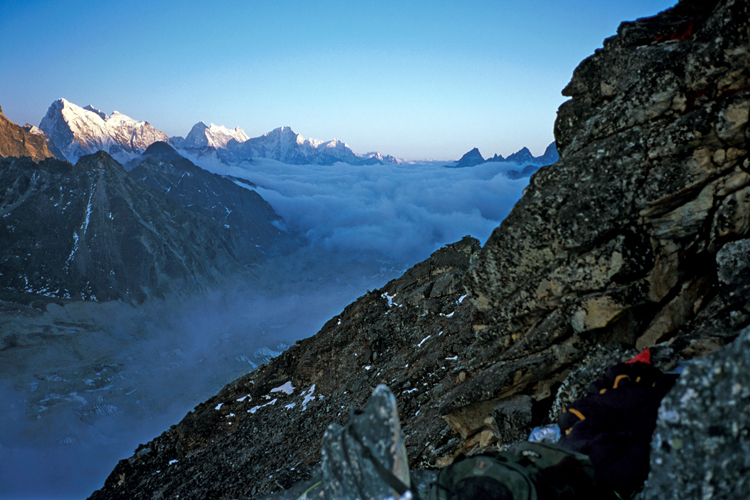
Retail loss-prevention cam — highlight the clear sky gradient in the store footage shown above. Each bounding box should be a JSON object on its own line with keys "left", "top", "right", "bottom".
{"left": 1, "top": 0, "right": 676, "bottom": 160}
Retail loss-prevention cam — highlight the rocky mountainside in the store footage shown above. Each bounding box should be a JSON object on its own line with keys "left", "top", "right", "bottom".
{"left": 0, "top": 106, "right": 54, "bottom": 162}
{"left": 22, "top": 123, "right": 67, "bottom": 160}
{"left": 39, "top": 99, "right": 169, "bottom": 163}
{"left": 129, "top": 142, "right": 299, "bottom": 262}
{"left": 0, "top": 151, "right": 245, "bottom": 304}
{"left": 89, "top": 0, "right": 749, "bottom": 498}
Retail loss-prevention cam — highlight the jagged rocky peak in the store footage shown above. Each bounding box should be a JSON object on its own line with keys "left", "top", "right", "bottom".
{"left": 504, "top": 146, "right": 533, "bottom": 163}
{"left": 453, "top": 142, "right": 559, "bottom": 169}
{"left": 453, "top": 147, "right": 485, "bottom": 168}
{"left": 0, "top": 106, "right": 55, "bottom": 162}
{"left": 39, "top": 98, "right": 169, "bottom": 164}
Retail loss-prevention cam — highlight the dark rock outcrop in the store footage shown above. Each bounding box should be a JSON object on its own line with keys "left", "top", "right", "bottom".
{"left": 130, "top": 142, "right": 299, "bottom": 262}
{"left": 460, "top": 0, "right": 749, "bottom": 416}
{"left": 0, "top": 152, "right": 245, "bottom": 304}
{"left": 637, "top": 236, "right": 750, "bottom": 497}
{"left": 89, "top": 0, "right": 750, "bottom": 498}
{"left": 0, "top": 106, "right": 54, "bottom": 162}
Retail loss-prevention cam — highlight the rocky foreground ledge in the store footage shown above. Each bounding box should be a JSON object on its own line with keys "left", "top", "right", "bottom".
{"left": 90, "top": 0, "right": 750, "bottom": 498}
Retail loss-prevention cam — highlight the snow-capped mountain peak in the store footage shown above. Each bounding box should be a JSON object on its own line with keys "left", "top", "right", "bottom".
{"left": 82, "top": 104, "right": 107, "bottom": 120}
{"left": 39, "top": 98, "right": 168, "bottom": 163}
{"left": 322, "top": 138, "right": 348, "bottom": 150}
{"left": 24, "top": 124, "right": 44, "bottom": 136}
{"left": 212, "top": 125, "right": 396, "bottom": 165}
{"left": 39, "top": 99, "right": 398, "bottom": 166}
{"left": 300, "top": 135, "right": 324, "bottom": 149}
{"left": 181, "top": 121, "right": 250, "bottom": 149}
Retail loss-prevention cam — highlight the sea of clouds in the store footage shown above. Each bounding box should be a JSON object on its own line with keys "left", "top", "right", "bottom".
{"left": 211, "top": 158, "right": 530, "bottom": 266}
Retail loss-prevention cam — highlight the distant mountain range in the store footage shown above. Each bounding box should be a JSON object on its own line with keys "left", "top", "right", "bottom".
{"left": 449, "top": 143, "right": 559, "bottom": 174}
{"left": 33, "top": 98, "right": 552, "bottom": 170}
{"left": 218, "top": 125, "right": 399, "bottom": 166}
{"left": 38, "top": 99, "right": 398, "bottom": 166}
{"left": 1, "top": 98, "right": 560, "bottom": 303}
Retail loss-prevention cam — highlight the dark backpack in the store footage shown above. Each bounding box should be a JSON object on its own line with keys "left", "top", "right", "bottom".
{"left": 428, "top": 441, "right": 597, "bottom": 500}
{"left": 557, "top": 350, "right": 678, "bottom": 498}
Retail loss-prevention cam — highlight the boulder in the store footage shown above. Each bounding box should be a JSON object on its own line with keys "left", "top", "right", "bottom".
{"left": 642, "top": 325, "right": 750, "bottom": 499}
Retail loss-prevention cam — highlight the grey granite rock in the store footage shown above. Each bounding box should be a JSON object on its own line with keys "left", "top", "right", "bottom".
{"left": 641, "top": 325, "right": 750, "bottom": 500}
{"left": 717, "top": 238, "right": 750, "bottom": 315}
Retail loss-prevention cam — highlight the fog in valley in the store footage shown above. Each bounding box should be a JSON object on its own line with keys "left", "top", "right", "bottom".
{"left": 0, "top": 158, "right": 531, "bottom": 499}
{"left": 214, "top": 158, "right": 527, "bottom": 262}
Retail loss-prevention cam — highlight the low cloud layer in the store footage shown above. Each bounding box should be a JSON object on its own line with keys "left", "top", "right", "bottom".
{"left": 218, "top": 159, "right": 530, "bottom": 266}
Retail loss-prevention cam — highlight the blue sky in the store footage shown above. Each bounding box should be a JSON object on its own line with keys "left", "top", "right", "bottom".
{"left": 1, "top": 0, "right": 676, "bottom": 160}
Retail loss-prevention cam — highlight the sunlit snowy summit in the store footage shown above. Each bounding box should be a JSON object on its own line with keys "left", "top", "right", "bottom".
{"left": 174, "top": 121, "right": 251, "bottom": 149}
{"left": 219, "top": 125, "right": 399, "bottom": 166}
{"left": 39, "top": 98, "right": 169, "bottom": 164}
{"left": 38, "top": 98, "right": 398, "bottom": 166}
